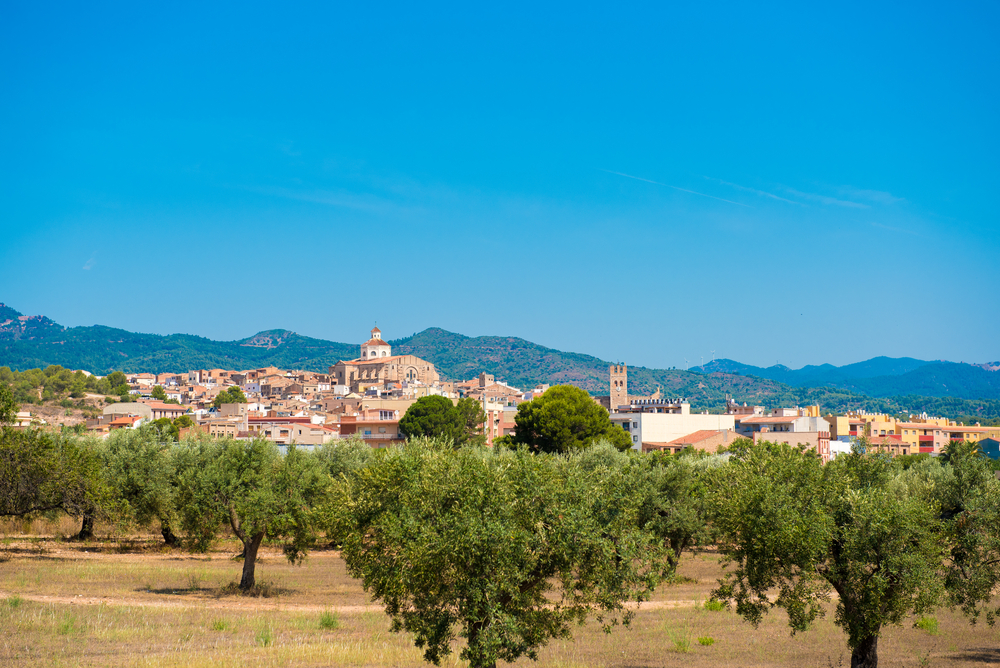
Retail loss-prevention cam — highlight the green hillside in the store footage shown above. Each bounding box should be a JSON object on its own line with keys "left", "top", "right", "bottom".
{"left": 2, "top": 302, "right": 999, "bottom": 420}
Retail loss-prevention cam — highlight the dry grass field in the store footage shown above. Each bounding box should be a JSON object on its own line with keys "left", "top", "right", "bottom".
{"left": 1, "top": 518, "right": 998, "bottom": 668}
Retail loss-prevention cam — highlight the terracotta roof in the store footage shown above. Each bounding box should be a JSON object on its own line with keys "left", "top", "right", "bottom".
{"left": 668, "top": 430, "right": 727, "bottom": 445}
{"left": 740, "top": 416, "right": 800, "bottom": 424}
{"left": 371, "top": 326, "right": 382, "bottom": 334}
{"left": 870, "top": 435, "right": 904, "bottom": 443}
{"left": 110, "top": 415, "right": 142, "bottom": 426}
{"left": 363, "top": 338, "right": 390, "bottom": 347}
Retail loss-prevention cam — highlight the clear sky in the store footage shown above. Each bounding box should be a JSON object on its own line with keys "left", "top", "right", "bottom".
{"left": 2, "top": 2, "right": 998, "bottom": 370}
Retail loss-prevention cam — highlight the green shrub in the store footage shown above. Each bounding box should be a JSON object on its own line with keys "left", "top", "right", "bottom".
{"left": 210, "top": 619, "right": 229, "bottom": 631}
{"left": 698, "top": 636, "right": 715, "bottom": 646}
{"left": 703, "top": 599, "right": 725, "bottom": 612}
{"left": 319, "top": 611, "right": 340, "bottom": 630}
{"left": 5, "top": 595, "right": 23, "bottom": 609}
{"left": 914, "top": 616, "right": 939, "bottom": 635}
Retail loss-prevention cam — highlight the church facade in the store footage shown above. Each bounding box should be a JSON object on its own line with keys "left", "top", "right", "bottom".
{"left": 329, "top": 327, "right": 440, "bottom": 392}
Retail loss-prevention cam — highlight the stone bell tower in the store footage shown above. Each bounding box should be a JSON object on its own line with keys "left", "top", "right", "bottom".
{"left": 609, "top": 364, "right": 628, "bottom": 412}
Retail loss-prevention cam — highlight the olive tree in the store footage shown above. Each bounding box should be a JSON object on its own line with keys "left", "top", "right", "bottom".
{"left": 0, "top": 428, "right": 116, "bottom": 534}
{"left": 937, "top": 440, "right": 1000, "bottom": 624}
{"left": 710, "top": 440, "right": 945, "bottom": 668}
{"left": 331, "top": 438, "right": 668, "bottom": 668}
{"left": 103, "top": 425, "right": 181, "bottom": 546}
{"left": 639, "top": 450, "right": 722, "bottom": 578}
{"left": 175, "top": 437, "right": 326, "bottom": 590}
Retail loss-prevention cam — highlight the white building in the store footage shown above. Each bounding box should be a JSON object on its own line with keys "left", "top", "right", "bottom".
{"left": 609, "top": 400, "right": 736, "bottom": 451}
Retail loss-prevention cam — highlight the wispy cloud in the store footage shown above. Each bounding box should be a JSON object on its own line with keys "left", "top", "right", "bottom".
{"left": 837, "top": 186, "right": 905, "bottom": 205}
{"left": 779, "top": 186, "right": 869, "bottom": 209}
{"left": 704, "top": 177, "right": 805, "bottom": 205}
{"left": 82, "top": 255, "right": 96, "bottom": 270}
{"left": 871, "top": 222, "right": 924, "bottom": 237}
{"left": 600, "top": 169, "right": 752, "bottom": 207}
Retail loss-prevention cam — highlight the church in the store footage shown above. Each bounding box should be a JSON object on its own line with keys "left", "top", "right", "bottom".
{"left": 329, "top": 327, "right": 440, "bottom": 392}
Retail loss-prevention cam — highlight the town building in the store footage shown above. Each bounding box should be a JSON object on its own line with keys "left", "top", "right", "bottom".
{"left": 610, "top": 401, "right": 736, "bottom": 452}
{"left": 329, "top": 327, "right": 441, "bottom": 393}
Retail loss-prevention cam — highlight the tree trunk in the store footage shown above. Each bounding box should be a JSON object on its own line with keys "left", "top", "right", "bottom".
{"left": 239, "top": 533, "right": 265, "bottom": 591}
{"left": 160, "top": 523, "right": 180, "bottom": 548}
{"left": 466, "top": 621, "right": 497, "bottom": 668}
{"left": 75, "top": 514, "right": 94, "bottom": 541}
{"left": 851, "top": 635, "right": 879, "bottom": 668}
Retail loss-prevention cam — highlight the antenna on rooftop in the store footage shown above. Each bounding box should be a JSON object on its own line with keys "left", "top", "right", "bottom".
{"left": 684, "top": 358, "right": 689, "bottom": 371}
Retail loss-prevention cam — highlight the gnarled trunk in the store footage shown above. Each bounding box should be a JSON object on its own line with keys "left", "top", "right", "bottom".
{"left": 239, "top": 533, "right": 265, "bottom": 591}
{"left": 851, "top": 635, "right": 878, "bottom": 668}
{"left": 75, "top": 514, "right": 94, "bottom": 541}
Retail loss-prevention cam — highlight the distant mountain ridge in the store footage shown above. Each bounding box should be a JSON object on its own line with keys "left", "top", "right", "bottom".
{"left": 692, "top": 356, "right": 1000, "bottom": 401}
{"left": 1, "top": 302, "right": 999, "bottom": 419}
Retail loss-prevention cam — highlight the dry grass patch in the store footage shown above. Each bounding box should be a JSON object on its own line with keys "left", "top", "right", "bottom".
{"left": 0, "top": 535, "right": 998, "bottom": 667}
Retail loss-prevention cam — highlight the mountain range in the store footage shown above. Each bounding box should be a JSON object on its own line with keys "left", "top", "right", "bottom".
{"left": 2, "top": 302, "right": 998, "bottom": 420}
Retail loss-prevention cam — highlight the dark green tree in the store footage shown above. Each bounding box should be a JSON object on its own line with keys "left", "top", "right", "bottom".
{"left": 212, "top": 386, "right": 248, "bottom": 409}
{"left": 151, "top": 385, "right": 167, "bottom": 401}
{"left": 508, "top": 385, "right": 632, "bottom": 453}
{"left": 399, "top": 395, "right": 464, "bottom": 443}
{"left": 104, "top": 371, "right": 127, "bottom": 387}
{"left": 455, "top": 397, "right": 488, "bottom": 447}
{"left": 0, "top": 384, "right": 16, "bottom": 425}
{"left": 331, "top": 438, "right": 667, "bottom": 668}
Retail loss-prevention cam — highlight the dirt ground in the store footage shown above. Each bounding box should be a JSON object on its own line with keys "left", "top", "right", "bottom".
{"left": 17, "top": 393, "right": 106, "bottom": 429}
{"left": 1, "top": 521, "right": 998, "bottom": 667}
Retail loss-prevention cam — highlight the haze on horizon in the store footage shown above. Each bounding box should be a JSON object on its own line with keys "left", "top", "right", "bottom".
{"left": 2, "top": 2, "right": 997, "bottom": 371}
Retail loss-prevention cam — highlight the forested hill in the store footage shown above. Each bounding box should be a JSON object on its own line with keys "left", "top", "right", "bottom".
{"left": 0, "top": 304, "right": 357, "bottom": 374}
{"left": 693, "top": 357, "right": 1000, "bottom": 401}
{"left": 2, "top": 303, "right": 999, "bottom": 419}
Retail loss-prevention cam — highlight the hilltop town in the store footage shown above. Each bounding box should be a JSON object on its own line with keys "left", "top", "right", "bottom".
{"left": 9, "top": 326, "right": 999, "bottom": 464}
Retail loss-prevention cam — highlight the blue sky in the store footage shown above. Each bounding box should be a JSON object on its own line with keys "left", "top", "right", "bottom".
{"left": 2, "top": 2, "right": 998, "bottom": 370}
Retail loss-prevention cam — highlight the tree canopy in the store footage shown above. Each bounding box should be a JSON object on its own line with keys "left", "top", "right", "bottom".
{"left": 103, "top": 426, "right": 181, "bottom": 546}
{"left": 0, "top": 384, "right": 16, "bottom": 425}
{"left": 399, "top": 396, "right": 487, "bottom": 446}
{"left": 331, "top": 439, "right": 667, "bottom": 668}
{"left": 174, "top": 437, "right": 325, "bottom": 589}
{"left": 0, "top": 428, "right": 114, "bottom": 523}
{"left": 507, "top": 385, "right": 632, "bottom": 453}
{"left": 710, "top": 439, "right": 948, "bottom": 668}
{"left": 212, "top": 386, "right": 247, "bottom": 409}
